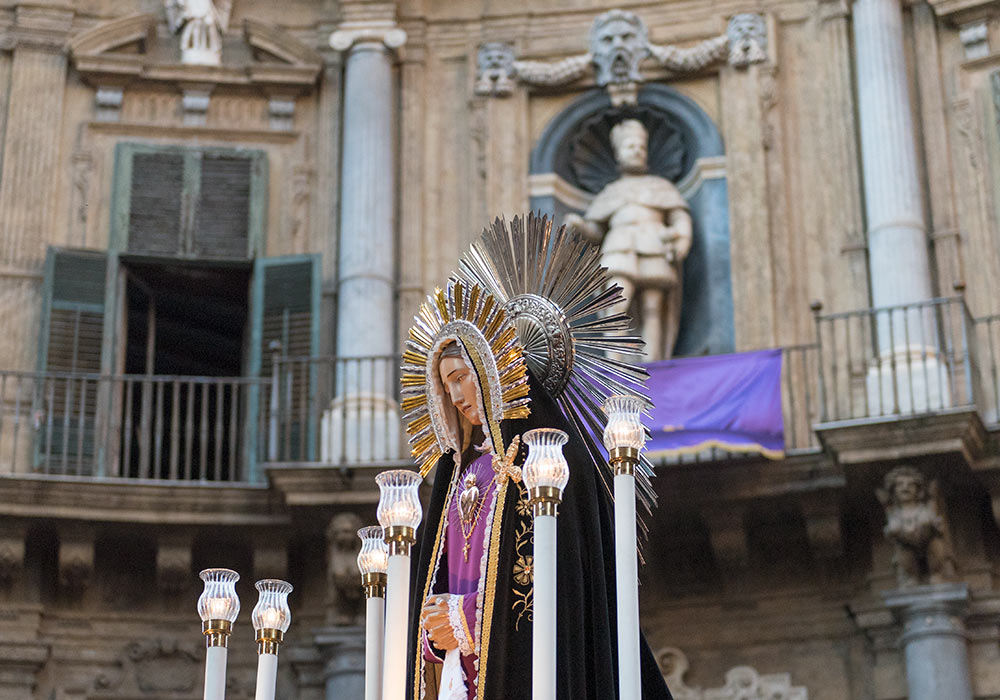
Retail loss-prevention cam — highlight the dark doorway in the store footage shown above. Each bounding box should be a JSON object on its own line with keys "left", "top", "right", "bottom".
{"left": 119, "top": 259, "right": 251, "bottom": 480}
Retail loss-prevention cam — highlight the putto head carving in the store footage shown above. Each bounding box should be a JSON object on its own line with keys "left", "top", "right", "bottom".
{"left": 610, "top": 119, "right": 649, "bottom": 174}
{"left": 727, "top": 13, "right": 767, "bottom": 67}
{"left": 475, "top": 42, "right": 516, "bottom": 96}
{"left": 590, "top": 10, "right": 650, "bottom": 86}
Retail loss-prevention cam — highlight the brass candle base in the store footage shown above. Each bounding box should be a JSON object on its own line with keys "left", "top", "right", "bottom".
{"left": 384, "top": 525, "right": 416, "bottom": 556}
{"left": 609, "top": 446, "right": 639, "bottom": 476}
{"left": 529, "top": 485, "right": 562, "bottom": 517}
{"left": 202, "top": 619, "right": 232, "bottom": 648}
{"left": 255, "top": 628, "right": 284, "bottom": 655}
{"left": 362, "top": 571, "right": 387, "bottom": 599}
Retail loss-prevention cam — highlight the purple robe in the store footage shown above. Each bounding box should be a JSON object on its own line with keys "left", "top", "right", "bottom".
{"left": 422, "top": 452, "right": 497, "bottom": 698}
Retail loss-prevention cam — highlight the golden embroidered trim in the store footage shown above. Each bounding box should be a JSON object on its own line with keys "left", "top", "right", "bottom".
{"left": 475, "top": 479, "right": 509, "bottom": 700}
{"left": 412, "top": 477, "right": 457, "bottom": 700}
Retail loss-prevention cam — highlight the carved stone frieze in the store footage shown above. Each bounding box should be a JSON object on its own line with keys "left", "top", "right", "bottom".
{"left": 657, "top": 647, "right": 809, "bottom": 699}
{"left": 93, "top": 638, "right": 200, "bottom": 696}
{"left": 156, "top": 540, "right": 192, "bottom": 597}
{"left": 474, "top": 10, "right": 766, "bottom": 105}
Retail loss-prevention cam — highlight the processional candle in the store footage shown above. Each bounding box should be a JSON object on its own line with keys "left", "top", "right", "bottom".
{"left": 197, "top": 568, "right": 241, "bottom": 700}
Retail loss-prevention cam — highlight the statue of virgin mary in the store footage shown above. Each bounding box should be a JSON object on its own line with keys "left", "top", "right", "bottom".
{"left": 401, "top": 215, "right": 673, "bottom": 700}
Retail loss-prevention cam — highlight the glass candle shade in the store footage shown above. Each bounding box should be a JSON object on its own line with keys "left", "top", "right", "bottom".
{"left": 602, "top": 394, "right": 646, "bottom": 453}
{"left": 251, "top": 579, "right": 293, "bottom": 634}
{"left": 522, "top": 428, "right": 570, "bottom": 496}
{"left": 375, "top": 470, "right": 424, "bottom": 531}
{"left": 357, "top": 526, "right": 389, "bottom": 576}
{"left": 198, "top": 568, "right": 241, "bottom": 623}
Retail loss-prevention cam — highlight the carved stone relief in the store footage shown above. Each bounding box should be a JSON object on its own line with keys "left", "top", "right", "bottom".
{"left": 327, "top": 511, "right": 364, "bottom": 625}
{"left": 93, "top": 638, "right": 200, "bottom": 696}
{"left": 474, "top": 10, "right": 766, "bottom": 105}
{"left": 657, "top": 647, "right": 809, "bottom": 700}
{"left": 165, "top": 0, "right": 233, "bottom": 66}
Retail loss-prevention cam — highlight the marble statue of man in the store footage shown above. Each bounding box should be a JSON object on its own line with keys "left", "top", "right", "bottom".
{"left": 165, "top": 0, "right": 232, "bottom": 65}
{"left": 566, "top": 119, "right": 692, "bottom": 360}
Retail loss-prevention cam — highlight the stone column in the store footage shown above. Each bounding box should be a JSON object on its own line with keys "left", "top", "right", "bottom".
{"left": 325, "top": 21, "right": 406, "bottom": 463}
{"left": 883, "top": 584, "right": 974, "bottom": 700}
{"left": 853, "top": 0, "right": 946, "bottom": 413}
{"left": 317, "top": 627, "right": 366, "bottom": 700}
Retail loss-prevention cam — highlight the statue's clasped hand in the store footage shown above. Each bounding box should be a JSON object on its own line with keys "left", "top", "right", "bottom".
{"left": 421, "top": 594, "right": 460, "bottom": 651}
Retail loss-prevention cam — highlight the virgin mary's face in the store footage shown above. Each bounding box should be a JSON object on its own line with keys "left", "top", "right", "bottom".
{"left": 439, "top": 355, "right": 483, "bottom": 426}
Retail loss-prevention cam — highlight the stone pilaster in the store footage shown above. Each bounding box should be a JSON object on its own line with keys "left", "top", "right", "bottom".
{"left": 912, "top": 1, "right": 964, "bottom": 295}
{"left": 884, "top": 584, "right": 974, "bottom": 700}
{"left": 0, "top": 3, "right": 72, "bottom": 270}
{"left": 316, "top": 627, "right": 366, "bottom": 700}
{"left": 719, "top": 61, "right": 775, "bottom": 350}
{"left": 0, "top": 641, "right": 49, "bottom": 700}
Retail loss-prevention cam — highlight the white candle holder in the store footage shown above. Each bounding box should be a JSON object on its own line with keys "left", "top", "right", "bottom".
{"left": 376, "top": 469, "right": 423, "bottom": 700}
{"left": 603, "top": 394, "right": 647, "bottom": 700}
{"left": 358, "top": 525, "right": 389, "bottom": 700}
{"left": 251, "top": 579, "right": 293, "bottom": 700}
{"left": 197, "top": 568, "right": 240, "bottom": 700}
{"left": 522, "top": 428, "right": 570, "bottom": 700}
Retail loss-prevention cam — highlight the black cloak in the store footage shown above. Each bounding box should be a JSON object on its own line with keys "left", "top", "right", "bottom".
{"left": 406, "top": 373, "right": 672, "bottom": 700}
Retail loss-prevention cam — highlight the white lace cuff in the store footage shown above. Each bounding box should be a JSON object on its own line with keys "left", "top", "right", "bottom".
{"left": 448, "top": 594, "right": 475, "bottom": 656}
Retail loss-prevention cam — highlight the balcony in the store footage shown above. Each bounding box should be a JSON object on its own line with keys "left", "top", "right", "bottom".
{"left": 3, "top": 296, "right": 999, "bottom": 500}
{"left": 812, "top": 296, "right": 988, "bottom": 465}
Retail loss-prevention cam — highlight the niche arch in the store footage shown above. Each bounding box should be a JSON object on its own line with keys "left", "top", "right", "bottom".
{"left": 529, "top": 85, "right": 733, "bottom": 357}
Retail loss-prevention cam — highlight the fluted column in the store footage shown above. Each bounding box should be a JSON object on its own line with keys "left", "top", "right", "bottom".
{"left": 884, "top": 584, "right": 974, "bottom": 700}
{"left": 854, "top": 0, "right": 933, "bottom": 312}
{"left": 854, "top": 0, "right": 947, "bottom": 412}
{"left": 324, "top": 21, "right": 406, "bottom": 463}
{"left": 317, "top": 627, "right": 366, "bottom": 700}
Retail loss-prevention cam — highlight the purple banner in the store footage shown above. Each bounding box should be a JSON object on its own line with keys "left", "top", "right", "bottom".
{"left": 644, "top": 349, "right": 784, "bottom": 459}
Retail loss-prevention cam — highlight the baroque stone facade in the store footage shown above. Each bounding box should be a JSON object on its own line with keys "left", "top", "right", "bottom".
{"left": 2, "top": 1, "right": 1000, "bottom": 699}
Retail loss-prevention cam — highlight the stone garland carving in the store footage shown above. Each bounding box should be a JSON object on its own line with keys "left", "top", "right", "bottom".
{"left": 876, "top": 465, "right": 957, "bottom": 588}
{"left": 658, "top": 647, "right": 808, "bottom": 700}
{"left": 327, "top": 511, "right": 364, "bottom": 625}
{"left": 475, "top": 11, "right": 766, "bottom": 105}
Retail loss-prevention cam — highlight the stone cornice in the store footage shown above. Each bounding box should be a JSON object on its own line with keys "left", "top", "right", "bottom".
{"left": 0, "top": 475, "right": 288, "bottom": 525}
{"left": 928, "top": 0, "right": 1000, "bottom": 24}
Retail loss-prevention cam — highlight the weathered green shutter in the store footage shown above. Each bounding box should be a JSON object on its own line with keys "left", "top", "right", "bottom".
{"left": 36, "top": 248, "right": 110, "bottom": 473}
{"left": 112, "top": 144, "right": 266, "bottom": 259}
{"left": 194, "top": 153, "right": 252, "bottom": 258}
{"left": 245, "top": 255, "right": 321, "bottom": 475}
{"left": 126, "top": 151, "right": 186, "bottom": 255}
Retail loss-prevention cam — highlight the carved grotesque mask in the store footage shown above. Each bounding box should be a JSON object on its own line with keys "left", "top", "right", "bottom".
{"left": 590, "top": 10, "right": 649, "bottom": 86}
{"left": 728, "top": 13, "right": 767, "bottom": 67}
{"left": 475, "top": 42, "right": 516, "bottom": 96}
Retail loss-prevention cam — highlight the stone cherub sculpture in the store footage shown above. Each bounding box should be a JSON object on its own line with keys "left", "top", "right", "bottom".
{"left": 165, "top": 0, "right": 232, "bottom": 66}
{"left": 876, "top": 466, "right": 956, "bottom": 588}
{"left": 565, "top": 119, "right": 692, "bottom": 360}
{"left": 727, "top": 13, "right": 768, "bottom": 68}
{"left": 326, "top": 511, "right": 364, "bottom": 625}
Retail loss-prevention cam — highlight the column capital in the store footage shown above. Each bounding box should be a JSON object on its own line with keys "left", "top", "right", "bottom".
{"left": 329, "top": 24, "right": 406, "bottom": 52}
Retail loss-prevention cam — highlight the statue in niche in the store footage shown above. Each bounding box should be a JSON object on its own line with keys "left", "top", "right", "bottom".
{"left": 877, "top": 466, "right": 956, "bottom": 588}
{"left": 326, "top": 511, "right": 364, "bottom": 625}
{"left": 165, "top": 0, "right": 232, "bottom": 66}
{"left": 566, "top": 119, "right": 692, "bottom": 360}
{"left": 728, "top": 13, "right": 768, "bottom": 68}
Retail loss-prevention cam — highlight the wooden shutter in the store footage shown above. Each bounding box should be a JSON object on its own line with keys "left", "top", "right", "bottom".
{"left": 194, "top": 153, "right": 252, "bottom": 258}
{"left": 245, "top": 255, "right": 321, "bottom": 472}
{"left": 126, "top": 152, "right": 185, "bottom": 255}
{"left": 36, "top": 248, "right": 110, "bottom": 473}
